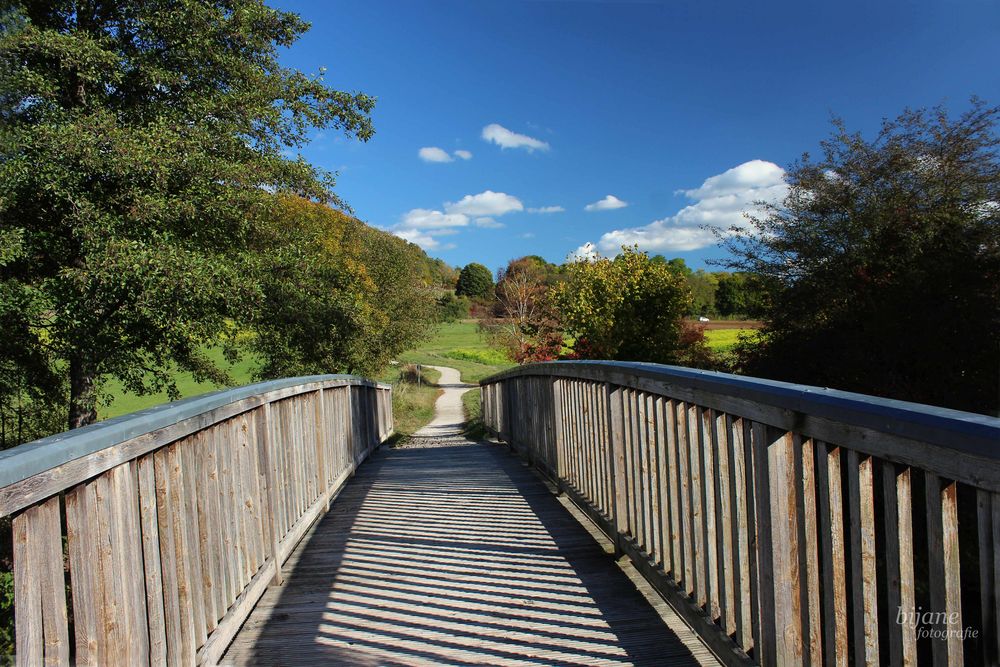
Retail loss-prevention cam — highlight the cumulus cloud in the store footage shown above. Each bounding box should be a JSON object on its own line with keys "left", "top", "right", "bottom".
{"left": 481, "top": 123, "right": 550, "bottom": 152}
{"left": 392, "top": 189, "right": 525, "bottom": 250}
{"left": 453, "top": 149, "right": 473, "bottom": 160}
{"left": 399, "top": 208, "right": 469, "bottom": 229}
{"left": 591, "top": 159, "right": 787, "bottom": 255}
{"left": 394, "top": 228, "right": 442, "bottom": 250}
{"left": 528, "top": 205, "right": 565, "bottom": 214}
{"left": 445, "top": 190, "right": 524, "bottom": 217}
{"left": 585, "top": 195, "right": 628, "bottom": 212}
{"left": 418, "top": 146, "right": 453, "bottom": 163}
{"left": 568, "top": 242, "right": 599, "bottom": 262}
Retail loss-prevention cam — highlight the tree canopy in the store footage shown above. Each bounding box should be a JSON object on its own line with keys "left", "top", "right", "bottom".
{"left": 722, "top": 99, "right": 1000, "bottom": 414}
{"left": 554, "top": 247, "right": 707, "bottom": 365}
{"left": 0, "top": 1, "right": 378, "bottom": 429}
{"left": 455, "top": 262, "right": 494, "bottom": 299}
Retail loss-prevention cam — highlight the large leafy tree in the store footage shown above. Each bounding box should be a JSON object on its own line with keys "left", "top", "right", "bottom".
{"left": 0, "top": 1, "right": 374, "bottom": 428}
{"left": 251, "top": 197, "right": 434, "bottom": 379}
{"left": 483, "top": 256, "right": 562, "bottom": 363}
{"left": 555, "top": 246, "right": 703, "bottom": 365}
{"left": 455, "top": 262, "right": 494, "bottom": 299}
{"left": 722, "top": 100, "right": 1000, "bottom": 414}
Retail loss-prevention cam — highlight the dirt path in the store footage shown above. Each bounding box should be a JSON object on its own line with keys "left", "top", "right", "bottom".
{"left": 412, "top": 365, "right": 474, "bottom": 438}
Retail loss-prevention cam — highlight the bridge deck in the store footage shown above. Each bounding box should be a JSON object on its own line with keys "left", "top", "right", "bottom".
{"left": 222, "top": 438, "right": 716, "bottom": 666}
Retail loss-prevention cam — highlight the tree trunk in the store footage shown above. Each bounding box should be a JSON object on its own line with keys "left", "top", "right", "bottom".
{"left": 69, "top": 355, "right": 98, "bottom": 429}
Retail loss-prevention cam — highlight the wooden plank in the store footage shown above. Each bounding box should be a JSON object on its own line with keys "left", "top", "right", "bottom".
{"left": 797, "top": 437, "right": 821, "bottom": 663}
{"left": 14, "top": 496, "right": 69, "bottom": 666}
{"left": 13, "top": 504, "right": 42, "bottom": 667}
{"left": 940, "top": 479, "right": 964, "bottom": 665}
{"left": 665, "top": 400, "right": 682, "bottom": 584}
{"left": 687, "top": 404, "right": 707, "bottom": 610}
{"left": 897, "top": 468, "right": 917, "bottom": 666}
{"left": 165, "top": 445, "right": 197, "bottom": 664}
{"left": 847, "top": 450, "right": 879, "bottom": 666}
{"left": 711, "top": 411, "right": 734, "bottom": 637}
{"left": 178, "top": 442, "right": 207, "bottom": 649}
{"left": 767, "top": 431, "right": 803, "bottom": 665}
{"left": 815, "top": 444, "right": 848, "bottom": 667}
{"left": 882, "top": 460, "right": 903, "bottom": 666}
{"left": 137, "top": 455, "right": 168, "bottom": 665}
{"left": 749, "top": 422, "right": 775, "bottom": 667}
{"left": 259, "top": 402, "right": 284, "bottom": 585}
{"left": 654, "top": 395, "right": 670, "bottom": 573}
{"left": 606, "top": 384, "right": 628, "bottom": 552}
{"left": 727, "top": 415, "right": 752, "bottom": 652}
{"left": 700, "top": 407, "right": 719, "bottom": 622}
{"left": 65, "top": 482, "right": 100, "bottom": 664}
{"left": 676, "top": 401, "right": 694, "bottom": 597}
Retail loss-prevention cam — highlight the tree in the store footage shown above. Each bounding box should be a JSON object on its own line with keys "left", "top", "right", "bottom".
{"left": 483, "top": 257, "right": 562, "bottom": 363}
{"left": 715, "top": 272, "right": 769, "bottom": 318}
{"left": 554, "top": 246, "right": 704, "bottom": 365}
{"left": 249, "top": 197, "right": 434, "bottom": 379}
{"left": 0, "top": 2, "right": 375, "bottom": 428}
{"left": 455, "top": 262, "right": 494, "bottom": 298}
{"left": 721, "top": 100, "right": 1000, "bottom": 414}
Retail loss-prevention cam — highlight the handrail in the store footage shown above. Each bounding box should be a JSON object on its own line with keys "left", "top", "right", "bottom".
{"left": 4, "top": 375, "right": 393, "bottom": 666}
{"left": 481, "top": 361, "right": 1000, "bottom": 666}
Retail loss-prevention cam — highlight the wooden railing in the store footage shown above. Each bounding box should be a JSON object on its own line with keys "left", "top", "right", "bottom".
{"left": 0, "top": 375, "right": 392, "bottom": 666}
{"left": 481, "top": 361, "right": 1000, "bottom": 667}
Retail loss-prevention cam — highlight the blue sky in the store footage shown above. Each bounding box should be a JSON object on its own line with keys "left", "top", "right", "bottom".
{"left": 272, "top": 0, "right": 1000, "bottom": 272}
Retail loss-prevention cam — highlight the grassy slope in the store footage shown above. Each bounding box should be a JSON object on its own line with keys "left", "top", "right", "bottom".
{"left": 398, "top": 320, "right": 514, "bottom": 384}
{"left": 381, "top": 365, "right": 442, "bottom": 438}
{"left": 101, "top": 347, "right": 257, "bottom": 419}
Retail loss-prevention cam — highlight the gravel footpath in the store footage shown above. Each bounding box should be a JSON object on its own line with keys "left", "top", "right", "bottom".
{"left": 395, "top": 365, "right": 477, "bottom": 448}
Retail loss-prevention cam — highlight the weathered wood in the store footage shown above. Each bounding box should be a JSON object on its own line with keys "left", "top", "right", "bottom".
{"left": 14, "top": 496, "right": 69, "bottom": 667}
{"left": 897, "top": 467, "right": 917, "bottom": 666}
{"left": 797, "top": 436, "right": 821, "bottom": 663}
{"left": 137, "top": 455, "right": 168, "bottom": 665}
{"left": 749, "top": 422, "right": 775, "bottom": 667}
{"left": 65, "top": 482, "right": 99, "bottom": 665}
{"left": 767, "top": 431, "right": 802, "bottom": 665}
{"left": 847, "top": 450, "right": 878, "bottom": 666}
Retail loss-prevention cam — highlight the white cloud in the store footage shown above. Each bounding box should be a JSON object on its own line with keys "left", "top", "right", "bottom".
{"left": 585, "top": 195, "right": 628, "bottom": 212}
{"left": 399, "top": 208, "right": 469, "bottom": 229}
{"left": 445, "top": 190, "right": 524, "bottom": 217}
{"left": 473, "top": 217, "right": 504, "bottom": 229}
{"left": 453, "top": 149, "right": 473, "bottom": 160}
{"left": 481, "top": 123, "right": 550, "bottom": 152}
{"left": 528, "top": 205, "right": 565, "bottom": 214}
{"left": 520, "top": 232, "right": 536, "bottom": 239}
{"left": 418, "top": 146, "right": 453, "bottom": 163}
{"left": 591, "top": 159, "right": 788, "bottom": 255}
{"left": 568, "top": 242, "right": 599, "bottom": 262}
{"left": 394, "top": 228, "right": 441, "bottom": 250}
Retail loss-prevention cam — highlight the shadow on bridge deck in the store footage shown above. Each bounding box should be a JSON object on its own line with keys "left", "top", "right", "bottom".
{"left": 221, "top": 439, "right": 716, "bottom": 666}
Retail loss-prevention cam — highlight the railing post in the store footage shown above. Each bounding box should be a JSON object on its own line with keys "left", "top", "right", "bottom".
{"left": 315, "top": 388, "right": 330, "bottom": 511}
{"left": 606, "top": 382, "right": 628, "bottom": 558}
{"left": 551, "top": 377, "right": 565, "bottom": 493}
{"left": 257, "top": 402, "right": 284, "bottom": 586}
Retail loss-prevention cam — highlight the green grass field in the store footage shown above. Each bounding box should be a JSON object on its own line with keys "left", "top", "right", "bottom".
{"left": 398, "top": 320, "right": 515, "bottom": 384}
{"left": 703, "top": 328, "right": 744, "bottom": 352}
{"left": 101, "top": 347, "right": 257, "bottom": 419}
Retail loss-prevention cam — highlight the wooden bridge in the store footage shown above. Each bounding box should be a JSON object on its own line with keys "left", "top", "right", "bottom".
{"left": 3, "top": 363, "right": 1000, "bottom": 665}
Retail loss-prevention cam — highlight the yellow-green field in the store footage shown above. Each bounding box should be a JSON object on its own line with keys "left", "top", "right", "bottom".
{"left": 398, "top": 320, "right": 515, "bottom": 384}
